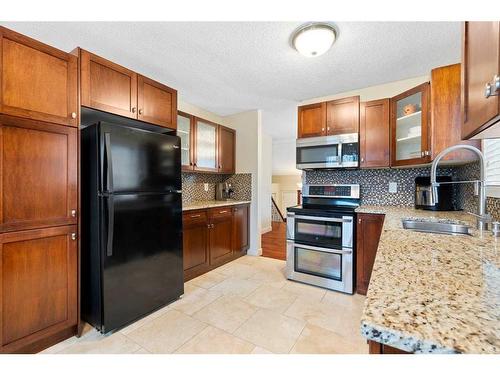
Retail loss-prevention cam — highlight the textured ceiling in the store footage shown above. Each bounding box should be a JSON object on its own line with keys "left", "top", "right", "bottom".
{"left": 1, "top": 22, "right": 461, "bottom": 138}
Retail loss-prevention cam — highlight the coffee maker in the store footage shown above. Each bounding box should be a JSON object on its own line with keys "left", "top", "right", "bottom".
{"left": 216, "top": 182, "right": 234, "bottom": 201}
{"left": 415, "top": 176, "right": 456, "bottom": 211}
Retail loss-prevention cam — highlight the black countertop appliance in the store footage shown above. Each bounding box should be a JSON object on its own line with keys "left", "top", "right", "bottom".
{"left": 415, "top": 176, "right": 456, "bottom": 211}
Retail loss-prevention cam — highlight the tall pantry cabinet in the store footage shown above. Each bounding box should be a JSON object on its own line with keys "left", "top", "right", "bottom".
{"left": 0, "top": 27, "right": 79, "bottom": 353}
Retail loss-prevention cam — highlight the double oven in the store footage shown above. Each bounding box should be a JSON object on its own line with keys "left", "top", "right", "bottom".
{"left": 286, "top": 184, "right": 359, "bottom": 294}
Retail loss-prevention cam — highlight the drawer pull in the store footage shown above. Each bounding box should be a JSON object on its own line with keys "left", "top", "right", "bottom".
{"left": 190, "top": 214, "right": 201, "bottom": 218}
{"left": 219, "top": 210, "right": 228, "bottom": 214}
{"left": 71, "top": 233, "right": 77, "bottom": 241}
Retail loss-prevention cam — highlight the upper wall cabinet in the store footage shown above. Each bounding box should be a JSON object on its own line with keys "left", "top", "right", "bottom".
{"left": 193, "top": 117, "right": 218, "bottom": 172}
{"left": 326, "top": 96, "right": 360, "bottom": 135}
{"left": 79, "top": 49, "right": 177, "bottom": 129}
{"left": 80, "top": 49, "right": 138, "bottom": 119}
{"left": 218, "top": 125, "right": 236, "bottom": 174}
{"left": 0, "top": 27, "right": 78, "bottom": 127}
{"left": 360, "top": 99, "right": 390, "bottom": 168}
{"left": 390, "top": 83, "right": 430, "bottom": 167}
{"left": 430, "top": 63, "right": 480, "bottom": 161}
{"left": 461, "top": 22, "right": 500, "bottom": 139}
{"left": 137, "top": 75, "right": 177, "bottom": 128}
{"left": 178, "top": 111, "right": 194, "bottom": 171}
{"left": 297, "top": 102, "right": 326, "bottom": 138}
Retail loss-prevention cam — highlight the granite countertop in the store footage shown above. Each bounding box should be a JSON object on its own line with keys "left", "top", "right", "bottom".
{"left": 356, "top": 206, "right": 500, "bottom": 354}
{"left": 182, "top": 200, "right": 251, "bottom": 211}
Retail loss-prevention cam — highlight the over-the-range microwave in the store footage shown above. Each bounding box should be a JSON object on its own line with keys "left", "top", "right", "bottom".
{"left": 296, "top": 133, "right": 359, "bottom": 170}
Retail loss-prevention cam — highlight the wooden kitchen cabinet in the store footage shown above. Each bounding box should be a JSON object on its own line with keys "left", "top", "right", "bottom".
{"left": 360, "top": 99, "right": 390, "bottom": 168}
{"left": 218, "top": 125, "right": 236, "bottom": 174}
{"left": 431, "top": 64, "right": 481, "bottom": 161}
{"left": 178, "top": 111, "right": 195, "bottom": 171}
{"left": 80, "top": 49, "right": 177, "bottom": 129}
{"left": 0, "top": 225, "right": 78, "bottom": 353}
{"left": 232, "top": 204, "right": 249, "bottom": 254}
{"left": 461, "top": 22, "right": 500, "bottom": 139}
{"left": 182, "top": 210, "right": 210, "bottom": 280}
{"left": 297, "top": 102, "right": 326, "bottom": 138}
{"left": 0, "top": 115, "right": 78, "bottom": 233}
{"left": 137, "top": 75, "right": 177, "bottom": 129}
{"left": 390, "top": 83, "right": 430, "bottom": 167}
{"left": 80, "top": 49, "right": 138, "bottom": 119}
{"left": 193, "top": 117, "right": 219, "bottom": 172}
{"left": 182, "top": 203, "right": 250, "bottom": 281}
{"left": 0, "top": 27, "right": 78, "bottom": 127}
{"left": 209, "top": 208, "right": 234, "bottom": 267}
{"left": 326, "top": 96, "right": 360, "bottom": 135}
{"left": 356, "top": 213, "right": 385, "bottom": 295}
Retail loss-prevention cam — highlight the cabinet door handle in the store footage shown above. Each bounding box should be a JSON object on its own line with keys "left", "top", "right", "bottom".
{"left": 493, "top": 74, "right": 500, "bottom": 92}
{"left": 360, "top": 157, "right": 364, "bottom": 163}
{"left": 71, "top": 233, "right": 77, "bottom": 241}
{"left": 139, "top": 109, "right": 143, "bottom": 115}
{"left": 131, "top": 107, "right": 137, "bottom": 113}
{"left": 321, "top": 127, "right": 325, "bottom": 131}
{"left": 358, "top": 219, "right": 362, "bottom": 224}
{"left": 71, "top": 209, "right": 77, "bottom": 217}
{"left": 71, "top": 112, "right": 77, "bottom": 119}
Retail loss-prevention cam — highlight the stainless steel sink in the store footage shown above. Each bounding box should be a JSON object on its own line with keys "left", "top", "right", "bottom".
{"left": 402, "top": 219, "right": 472, "bottom": 236}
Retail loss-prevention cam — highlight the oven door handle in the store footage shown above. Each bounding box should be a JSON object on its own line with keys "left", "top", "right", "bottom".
{"left": 287, "top": 241, "right": 352, "bottom": 254}
{"left": 293, "top": 215, "right": 353, "bottom": 223}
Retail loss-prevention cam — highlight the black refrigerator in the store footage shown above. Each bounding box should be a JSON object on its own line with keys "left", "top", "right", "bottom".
{"left": 81, "top": 121, "right": 183, "bottom": 334}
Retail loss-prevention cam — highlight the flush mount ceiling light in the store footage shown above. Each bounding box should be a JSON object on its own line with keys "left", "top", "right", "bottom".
{"left": 291, "top": 23, "right": 337, "bottom": 58}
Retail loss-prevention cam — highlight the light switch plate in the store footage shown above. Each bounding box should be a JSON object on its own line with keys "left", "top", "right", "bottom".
{"left": 388, "top": 182, "right": 398, "bottom": 193}
{"left": 204, "top": 183, "right": 209, "bottom": 192}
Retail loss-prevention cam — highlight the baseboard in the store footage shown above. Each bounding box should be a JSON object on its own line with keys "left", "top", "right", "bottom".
{"left": 247, "top": 247, "right": 262, "bottom": 256}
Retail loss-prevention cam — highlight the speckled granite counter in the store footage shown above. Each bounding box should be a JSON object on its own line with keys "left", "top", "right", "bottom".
{"left": 357, "top": 206, "right": 500, "bottom": 354}
{"left": 182, "top": 200, "right": 251, "bottom": 211}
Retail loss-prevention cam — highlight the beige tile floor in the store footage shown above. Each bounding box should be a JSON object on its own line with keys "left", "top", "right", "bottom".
{"left": 41, "top": 255, "right": 368, "bottom": 354}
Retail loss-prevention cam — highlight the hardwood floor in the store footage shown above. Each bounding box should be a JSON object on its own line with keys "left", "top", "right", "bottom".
{"left": 262, "top": 222, "right": 287, "bottom": 260}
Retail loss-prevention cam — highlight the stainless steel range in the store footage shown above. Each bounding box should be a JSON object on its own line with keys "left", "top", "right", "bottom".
{"left": 286, "top": 184, "right": 360, "bottom": 294}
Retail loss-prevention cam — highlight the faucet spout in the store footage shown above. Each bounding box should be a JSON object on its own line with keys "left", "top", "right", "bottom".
{"left": 429, "top": 145, "right": 488, "bottom": 231}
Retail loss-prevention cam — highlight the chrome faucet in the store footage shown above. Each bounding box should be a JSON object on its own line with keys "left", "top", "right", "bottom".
{"left": 430, "top": 144, "right": 490, "bottom": 231}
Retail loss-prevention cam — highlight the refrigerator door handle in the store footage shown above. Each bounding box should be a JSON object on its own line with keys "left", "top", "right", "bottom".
{"left": 106, "top": 196, "right": 115, "bottom": 257}
{"left": 104, "top": 132, "right": 114, "bottom": 193}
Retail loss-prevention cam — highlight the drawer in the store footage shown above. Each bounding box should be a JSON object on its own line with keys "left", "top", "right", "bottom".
{"left": 209, "top": 206, "right": 233, "bottom": 219}
{"left": 183, "top": 210, "right": 208, "bottom": 225}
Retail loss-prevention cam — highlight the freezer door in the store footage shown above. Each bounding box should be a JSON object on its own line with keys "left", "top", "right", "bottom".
{"left": 100, "top": 192, "right": 183, "bottom": 333}
{"left": 99, "top": 122, "right": 181, "bottom": 193}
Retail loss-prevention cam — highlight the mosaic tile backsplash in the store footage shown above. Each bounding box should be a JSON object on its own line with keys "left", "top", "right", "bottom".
{"left": 304, "top": 163, "right": 500, "bottom": 221}
{"left": 181, "top": 172, "right": 252, "bottom": 204}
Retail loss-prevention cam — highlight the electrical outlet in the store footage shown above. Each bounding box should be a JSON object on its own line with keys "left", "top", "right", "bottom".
{"left": 388, "top": 182, "right": 398, "bottom": 193}
{"left": 204, "top": 183, "right": 209, "bottom": 192}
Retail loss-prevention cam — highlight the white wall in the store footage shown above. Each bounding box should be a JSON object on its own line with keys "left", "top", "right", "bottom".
{"left": 260, "top": 134, "right": 273, "bottom": 234}
{"left": 178, "top": 99, "right": 226, "bottom": 125}
{"left": 273, "top": 138, "right": 301, "bottom": 176}
{"left": 299, "top": 75, "right": 430, "bottom": 105}
{"left": 223, "top": 110, "right": 263, "bottom": 256}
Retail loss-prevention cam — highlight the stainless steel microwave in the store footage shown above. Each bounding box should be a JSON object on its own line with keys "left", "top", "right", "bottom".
{"left": 296, "top": 133, "right": 359, "bottom": 170}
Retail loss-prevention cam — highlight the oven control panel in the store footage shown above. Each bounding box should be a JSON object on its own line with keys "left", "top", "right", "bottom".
{"left": 303, "top": 184, "right": 360, "bottom": 199}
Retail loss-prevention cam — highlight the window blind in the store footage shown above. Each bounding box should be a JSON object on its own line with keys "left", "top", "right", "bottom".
{"left": 483, "top": 139, "right": 500, "bottom": 198}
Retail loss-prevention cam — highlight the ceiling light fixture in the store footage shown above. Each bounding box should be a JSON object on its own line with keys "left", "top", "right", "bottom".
{"left": 291, "top": 22, "right": 337, "bottom": 58}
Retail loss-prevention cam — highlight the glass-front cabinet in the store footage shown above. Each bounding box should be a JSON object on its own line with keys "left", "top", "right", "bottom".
{"left": 177, "top": 112, "right": 193, "bottom": 171}
{"left": 194, "top": 118, "right": 218, "bottom": 172}
{"left": 390, "top": 83, "right": 430, "bottom": 166}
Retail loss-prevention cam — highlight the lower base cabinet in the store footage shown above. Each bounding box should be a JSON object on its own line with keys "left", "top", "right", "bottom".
{"left": 368, "top": 340, "right": 409, "bottom": 354}
{"left": 182, "top": 203, "right": 250, "bottom": 281}
{"left": 0, "top": 225, "right": 78, "bottom": 353}
{"left": 356, "top": 213, "right": 385, "bottom": 295}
